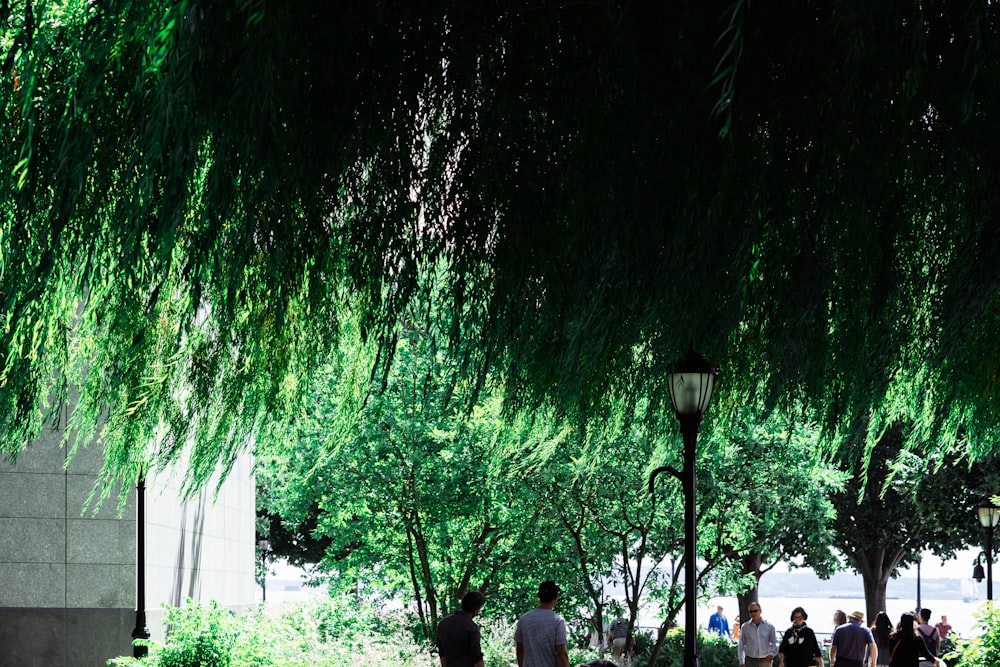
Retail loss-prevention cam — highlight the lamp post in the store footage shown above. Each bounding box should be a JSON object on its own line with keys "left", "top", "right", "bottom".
{"left": 131, "top": 475, "right": 150, "bottom": 658}
{"left": 667, "top": 348, "right": 718, "bottom": 667}
{"left": 976, "top": 499, "right": 1000, "bottom": 600}
{"left": 257, "top": 539, "right": 271, "bottom": 602}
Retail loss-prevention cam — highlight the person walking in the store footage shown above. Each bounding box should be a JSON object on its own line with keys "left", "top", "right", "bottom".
{"left": 708, "top": 605, "right": 732, "bottom": 639}
{"left": 585, "top": 615, "right": 605, "bottom": 652}
{"left": 607, "top": 615, "right": 629, "bottom": 664}
{"left": 515, "top": 581, "right": 570, "bottom": 667}
{"left": 829, "top": 610, "right": 877, "bottom": 667}
{"left": 739, "top": 602, "right": 778, "bottom": 667}
{"left": 778, "top": 606, "right": 823, "bottom": 667}
{"left": 887, "top": 613, "right": 942, "bottom": 667}
{"left": 915, "top": 609, "right": 940, "bottom": 658}
{"left": 871, "top": 612, "right": 893, "bottom": 666}
{"left": 437, "top": 591, "right": 487, "bottom": 667}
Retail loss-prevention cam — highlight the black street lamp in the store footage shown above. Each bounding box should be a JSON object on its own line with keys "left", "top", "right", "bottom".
{"left": 976, "top": 499, "right": 1000, "bottom": 600}
{"left": 257, "top": 539, "right": 271, "bottom": 602}
{"left": 667, "top": 348, "right": 718, "bottom": 667}
{"left": 131, "top": 475, "right": 150, "bottom": 658}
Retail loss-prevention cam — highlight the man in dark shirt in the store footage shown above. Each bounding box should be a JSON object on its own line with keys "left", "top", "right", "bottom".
{"left": 437, "top": 591, "right": 487, "bottom": 667}
{"left": 830, "top": 610, "right": 876, "bottom": 667}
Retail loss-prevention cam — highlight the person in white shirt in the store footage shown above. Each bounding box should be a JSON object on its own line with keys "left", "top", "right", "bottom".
{"left": 514, "top": 581, "right": 570, "bottom": 667}
{"left": 739, "top": 602, "right": 778, "bottom": 667}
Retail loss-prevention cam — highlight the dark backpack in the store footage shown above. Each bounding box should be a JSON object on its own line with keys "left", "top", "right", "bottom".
{"left": 917, "top": 625, "right": 939, "bottom": 656}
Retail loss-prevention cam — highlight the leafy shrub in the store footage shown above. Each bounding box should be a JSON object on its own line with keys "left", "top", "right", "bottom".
{"left": 108, "top": 597, "right": 432, "bottom": 667}
{"left": 479, "top": 617, "right": 516, "bottom": 667}
{"left": 945, "top": 603, "right": 1000, "bottom": 667}
{"left": 633, "top": 626, "right": 737, "bottom": 667}
{"left": 109, "top": 599, "right": 239, "bottom": 667}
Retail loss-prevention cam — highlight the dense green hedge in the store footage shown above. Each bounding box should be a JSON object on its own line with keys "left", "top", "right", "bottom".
{"left": 108, "top": 598, "right": 428, "bottom": 667}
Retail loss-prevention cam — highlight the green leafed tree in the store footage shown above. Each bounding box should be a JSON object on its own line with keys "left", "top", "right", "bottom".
{"left": 519, "top": 410, "right": 686, "bottom": 655}
{"left": 256, "top": 300, "right": 581, "bottom": 635}
{"left": 699, "top": 415, "right": 845, "bottom": 625}
{"left": 830, "top": 422, "right": 1000, "bottom": 622}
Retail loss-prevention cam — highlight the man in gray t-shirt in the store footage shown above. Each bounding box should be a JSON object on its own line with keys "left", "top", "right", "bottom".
{"left": 514, "top": 581, "right": 569, "bottom": 667}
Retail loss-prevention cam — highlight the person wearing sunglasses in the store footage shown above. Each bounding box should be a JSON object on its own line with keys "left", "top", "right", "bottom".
{"left": 739, "top": 603, "right": 778, "bottom": 667}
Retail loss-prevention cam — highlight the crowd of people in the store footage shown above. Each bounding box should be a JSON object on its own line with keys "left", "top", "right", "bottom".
{"left": 432, "top": 584, "right": 954, "bottom": 667}
{"left": 706, "top": 602, "right": 949, "bottom": 667}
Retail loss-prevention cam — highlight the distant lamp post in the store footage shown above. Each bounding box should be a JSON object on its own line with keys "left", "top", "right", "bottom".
{"left": 976, "top": 499, "right": 1000, "bottom": 600}
{"left": 131, "top": 475, "right": 150, "bottom": 658}
{"left": 667, "top": 348, "right": 718, "bottom": 667}
{"left": 257, "top": 539, "right": 271, "bottom": 602}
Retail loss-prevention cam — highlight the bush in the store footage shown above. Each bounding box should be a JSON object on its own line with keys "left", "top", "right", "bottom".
{"left": 109, "top": 600, "right": 239, "bottom": 667}
{"left": 479, "top": 617, "right": 517, "bottom": 667}
{"left": 108, "top": 597, "right": 433, "bottom": 667}
{"left": 631, "top": 627, "right": 737, "bottom": 667}
{"left": 945, "top": 603, "right": 1000, "bottom": 667}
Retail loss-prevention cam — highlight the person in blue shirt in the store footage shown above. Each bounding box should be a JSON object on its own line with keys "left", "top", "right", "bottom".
{"left": 708, "top": 605, "right": 732, "bottom": 639}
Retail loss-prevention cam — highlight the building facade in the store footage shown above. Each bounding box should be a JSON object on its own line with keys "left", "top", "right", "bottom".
{"left": 0, "top": 425, "right": 255, "bottom": 666}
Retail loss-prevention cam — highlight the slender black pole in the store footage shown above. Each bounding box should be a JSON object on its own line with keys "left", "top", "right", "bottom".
{"left": 986, "top": 527, "right": 994, "bottom": 602}
{"left": 131, "top": 476, "right": 150, "bottom": 657}
{"left": 680, "top": 414, "right": 701, "bottom": 667}
{"left": 916, "top": 556, "right": 921, "bottom": 612}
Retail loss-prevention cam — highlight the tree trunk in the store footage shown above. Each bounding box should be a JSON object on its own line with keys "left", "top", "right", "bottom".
{"left": 852, "top": 547, "right": 905, "bottom": 625}
{"left": 737, "top": 551, "right": 765, "bottom": 625}
{"left": 643, "top": 561, "right": 683, "bottom": 667}
{"left": 405, "top": 527, "right": 427, "bottom": 630}
{"left": 645, "top": 623, "right": 671, "bottom": 667}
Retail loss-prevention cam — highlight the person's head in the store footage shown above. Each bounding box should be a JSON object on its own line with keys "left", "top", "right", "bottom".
{"left": 849, "top": 610, "right": 864, "bottom": 624}
{"left": 874, "top": 611, "right": 892, "bottom": 633}
{"left": 834, "top": 610, "right": 847, "bottom": 626}
{"left": 717, "top": 605, "right": 724, "bottom": 614}
{"left": 899, "top": 613, "right": 917, "bottom": 636}
{"left": 940, "top": 615, "right": 948, "bottom": 623}
{"left": 790, "top": 607, "right": 807, "bottom": 626}
{"left": 538, "top": 580, "right": 560, "bottom": 604}
{"left": 748, "top": 603, "right": 762, "bottom": 623}
{"left": 919, "top": 608, "right": 932, "bottom": 624}
{"left": 461, "top": 591, "right": 486, "bottom": 614}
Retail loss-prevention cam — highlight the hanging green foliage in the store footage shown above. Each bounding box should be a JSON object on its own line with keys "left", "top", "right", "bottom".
{"left": 2, "top": 1, "right": 1000, "bottom": 490}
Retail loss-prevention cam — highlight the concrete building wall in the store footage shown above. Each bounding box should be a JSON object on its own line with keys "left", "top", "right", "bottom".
{"left": 0, "top": 424, "right": 255, "bottom": 667}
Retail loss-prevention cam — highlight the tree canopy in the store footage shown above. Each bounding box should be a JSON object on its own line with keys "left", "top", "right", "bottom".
{"left": 3, "top": 1, "right": 1000, "bottom": 487}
